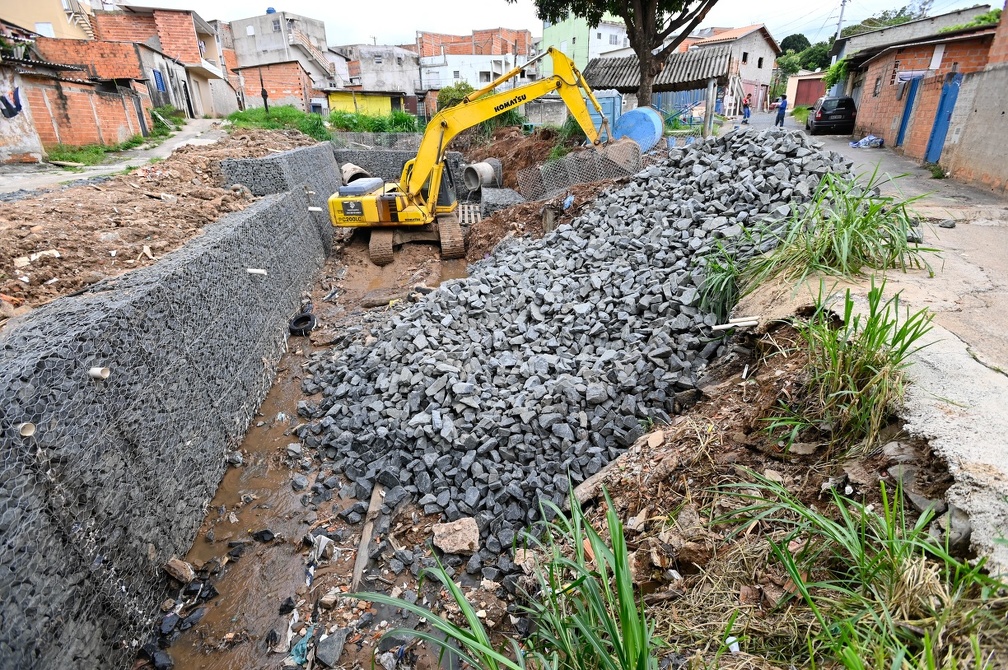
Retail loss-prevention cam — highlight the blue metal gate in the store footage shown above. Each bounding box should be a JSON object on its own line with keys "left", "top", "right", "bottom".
{"left": 895, "top": 78, "right": 920, "bottom": 147}
{"left": 925, "top": 73, "right": 963, "bottom": 164}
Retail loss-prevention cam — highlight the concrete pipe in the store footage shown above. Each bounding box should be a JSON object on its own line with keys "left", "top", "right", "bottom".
{"left": 18, "top": 422, "right": 36, "bottom": 438}
{"left": 341, "top": 163, "right": 372, "bottom": 184}
{"left": 88, "top": 366, "right": 111, "bottom": 380}
{"left": 463, "top": 162, "right": 497, "bottom": 191}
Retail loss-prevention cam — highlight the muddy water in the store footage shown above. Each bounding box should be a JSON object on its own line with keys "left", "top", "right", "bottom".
{"left": 171, "top": 362, "right": 325, "bottom": 669}
{"left": 168, "top": 238, "right": 462, "bottom": 670}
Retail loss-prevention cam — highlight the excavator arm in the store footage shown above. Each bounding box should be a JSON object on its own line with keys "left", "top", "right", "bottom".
{"left": 328, "top": 48, "right": 610, "bottom": 264}
{"left": 401, "top": 47, "right": 609, "bottom": 203}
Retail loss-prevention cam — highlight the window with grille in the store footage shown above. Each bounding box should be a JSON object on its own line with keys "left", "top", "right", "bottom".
{"left": 609, "top": 33, "right": 619, "bottom": 45}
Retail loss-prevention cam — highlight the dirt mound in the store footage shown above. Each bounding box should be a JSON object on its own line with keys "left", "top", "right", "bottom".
{"left": 0, "top": 129, "right": 318, "bottom": 314}
{"left": 465, "top": 178, "right": 625, "bottom": 262}
{"left": 466, "top": 126, "right": 576, "bottom": 189}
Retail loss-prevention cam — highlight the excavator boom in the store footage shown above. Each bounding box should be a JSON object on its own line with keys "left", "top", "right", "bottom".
{"left": 327, "top": 48, "right": 609, "bottom": 265}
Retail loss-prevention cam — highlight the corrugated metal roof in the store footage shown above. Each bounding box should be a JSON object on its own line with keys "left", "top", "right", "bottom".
{"left": 584, "top": 45, "right": 732, "bottom": 93}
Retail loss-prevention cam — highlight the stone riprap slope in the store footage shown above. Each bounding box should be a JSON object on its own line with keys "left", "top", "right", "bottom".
{"left": 299, "top": 129, "right": 852, "bottom": 560}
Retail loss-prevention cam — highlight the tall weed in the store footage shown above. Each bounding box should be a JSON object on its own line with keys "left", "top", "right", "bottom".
{"left": 347, "top": 489, "right": 660, "bottom": 670}
{"left": 721, "top": 474, "right": 1008, "bottom": 668}
{"left": 770, "top": 278, "right": 933, "bottom": 449}
{"left": 746, "top": 169, "right": 936, "bottom": 287}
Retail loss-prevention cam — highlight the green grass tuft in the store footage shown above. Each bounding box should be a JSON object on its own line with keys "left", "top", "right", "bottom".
{"left": 768, "top": 278, "right": 933, "bottom": 450}
{"left": 227, "top": 105, "right": 331, "bottom": 141}
{"left": 745, "top": 169, "right": 938, "bottom": 290}
{"left": 347, "top": 487, "right": 660, "bottom": 670}
{"left": 721, "top": 473, "right": 1008, "bottom": 668}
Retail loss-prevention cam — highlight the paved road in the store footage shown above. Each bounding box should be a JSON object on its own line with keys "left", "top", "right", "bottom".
{"left": 0, "top": 118, "right": 225, "bottom": 195}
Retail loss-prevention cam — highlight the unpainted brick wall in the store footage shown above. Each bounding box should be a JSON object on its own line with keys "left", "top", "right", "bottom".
{"left": 34, "top": 37, "right": 144, "bottom": 81}
{"left": 92, "top": 11, "right": 159, "bottom": 47}
{"left": 237, "top": 62, "right": 311, "bottom": 111}
{"left": 153, "top": 10, "right": 201, "bottom": 63}
{"left": 853, "top": 37, "right": 993, "bottom": 161}
{"left": 21, "top": 76, "right": 152, "bottom": 148}
{"left": 989, "top": 1, "right": 1008, "bottom": 65}
{"left": 416, "top": 28, "right": 532, "bottom": 58}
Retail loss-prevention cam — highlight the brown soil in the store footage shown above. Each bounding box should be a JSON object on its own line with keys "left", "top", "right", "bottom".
{"left": 0, "top": 129, "right": 317, "bottom": 314}
{"left": 466, "top": 179, "right": 625, "bottom": 262}
{"left": 466, "top": 126, "right": 580, "bottom": 189}
{"left": 574, "top": 325, "right": 962, "bottom": 666}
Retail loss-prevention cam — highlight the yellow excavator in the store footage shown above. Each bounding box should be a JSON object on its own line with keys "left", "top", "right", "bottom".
{"left": 327, "top": 47, "right": 613, "bottom": 265}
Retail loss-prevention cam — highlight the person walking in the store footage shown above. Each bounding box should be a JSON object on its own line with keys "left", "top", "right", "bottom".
{"left": 775, "top": 94, "right": 788, "bottom": 128}
{"left": 742, "top": 94, "right": 751, "bottom": 124}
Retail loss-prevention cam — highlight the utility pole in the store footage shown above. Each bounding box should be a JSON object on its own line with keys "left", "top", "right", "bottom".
{"left": 834, "top": 0, "right": 848, "bottom": 41}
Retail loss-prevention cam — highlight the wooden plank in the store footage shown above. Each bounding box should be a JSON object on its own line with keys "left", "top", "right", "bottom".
{"left": 350, "top": 484, "right": 385, "bottom": 591}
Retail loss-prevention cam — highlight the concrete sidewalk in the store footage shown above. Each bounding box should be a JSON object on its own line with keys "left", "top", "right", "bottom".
{"left": 0, "top": 118, "right": 225, "bottom": 195}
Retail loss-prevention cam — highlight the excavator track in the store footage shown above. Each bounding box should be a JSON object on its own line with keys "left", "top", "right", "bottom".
{"left": 437, "top": 213, "right": 466, "bottom": 260}
{"left": 368, "top": 229, "right": 395, "bottom": 266}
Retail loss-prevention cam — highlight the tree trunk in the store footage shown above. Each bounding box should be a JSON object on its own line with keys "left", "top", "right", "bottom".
{"left": 636, "top": 48, "right": 659, "bottom": 108}
{"left": 637, "top": 72, "right": 655, "bottom": 108}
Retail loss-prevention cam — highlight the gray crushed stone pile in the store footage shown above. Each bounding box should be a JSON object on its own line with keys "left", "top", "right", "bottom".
{"left": 298, "top": 128, "right": 852, "bottom": 562}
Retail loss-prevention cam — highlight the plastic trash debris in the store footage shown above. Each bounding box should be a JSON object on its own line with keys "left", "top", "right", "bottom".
{"left": 289, "top": 623, "right": 315, "bottom": 665}
{"left": 562, "top": 193, "right": 575, "bottom": 210}
{"left": 849, "top": 134, "right": 884, "bottom": 148}
{"left": 305, "top": 533, "right": 335, "bottom": 586}
{"left": 273, "top": 610, "right": 299, "bottom": 654}
{"left": 725, "top": 636, "right": 740, "bottom": 653}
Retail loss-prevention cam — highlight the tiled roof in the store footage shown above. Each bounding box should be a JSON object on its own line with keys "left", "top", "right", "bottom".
{"left": 694, "top": 24, "right": 782, "bottom": 55}
{"left": 584, "top": 45, "right": 732, "bottom": 93}
{"left": 3, "top": 57, "right": 86, "bottom": 71}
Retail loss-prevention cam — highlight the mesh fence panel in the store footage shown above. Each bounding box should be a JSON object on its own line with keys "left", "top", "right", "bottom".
{"left": 330, "top": 131, "right": 424, "bottom": 152}
{"left": 0, "top": 146, "right": 338, "bottom": 668}
{"left": 516, "top": 143, "right": 644, "bottom": 201}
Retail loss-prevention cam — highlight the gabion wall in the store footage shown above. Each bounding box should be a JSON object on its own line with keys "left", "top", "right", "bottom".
{"left": 0, "top": 145, "right": 339, "bottom": 669}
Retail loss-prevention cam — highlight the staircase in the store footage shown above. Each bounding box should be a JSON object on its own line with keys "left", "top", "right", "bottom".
{"left": 62, "top": 0, "right": 94, "bottom": 39}
{"left": 288, "top": 28, "right": 335, "bottom": 79}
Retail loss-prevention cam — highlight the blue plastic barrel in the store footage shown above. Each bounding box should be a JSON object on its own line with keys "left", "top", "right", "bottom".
{"left": 612, "top": 107, "right": 664, "bottom": 152}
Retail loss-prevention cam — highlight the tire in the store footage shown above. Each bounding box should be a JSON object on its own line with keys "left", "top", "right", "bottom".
{"left": 289, "top": 312, "right": 316, "bottom": 336}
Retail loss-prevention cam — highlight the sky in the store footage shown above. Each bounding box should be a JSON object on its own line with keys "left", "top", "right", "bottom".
{"left": 134, "top": 0, "right": 995, "bottom": 47}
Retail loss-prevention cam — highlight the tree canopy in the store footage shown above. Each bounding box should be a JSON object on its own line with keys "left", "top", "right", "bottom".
{"left": 521, "top": 0, "right": 722, "bottom": 106}
{"left": 799, "top": 42, "right": 831, "bottom": 71}
{"left": 780, "top": 33, "right": 811, "bottom": 53}
{"left": 437, "top": 81, "right": 475, "bottom": 110}
{"left": 839, "top": 3, "right": 930, "bottom": 38}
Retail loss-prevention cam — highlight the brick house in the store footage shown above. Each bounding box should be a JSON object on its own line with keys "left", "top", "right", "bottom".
{"left": 90, "top": 5, "right": 238, "bottom": 117}
{"left": 414, "top": 28, "right": 536, "bottom": 116}
{"left": 0, "top": 19, "right": 154, "bottom": 162}
{"left": 33, "top": 36, "right": 190, "bottom": 114}
{"left": 852, "top": 24, "right": 997, "bottom": 163}
{"left": 232, "top": 60, "right": 313, "bottom": 112}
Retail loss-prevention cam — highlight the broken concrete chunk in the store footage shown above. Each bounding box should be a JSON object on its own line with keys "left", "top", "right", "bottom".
{"left": 432, "top": 517, "right": 480, "bottom": 555}
{"left": 164, "top": 557, "right": 195, "bottom": 584}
